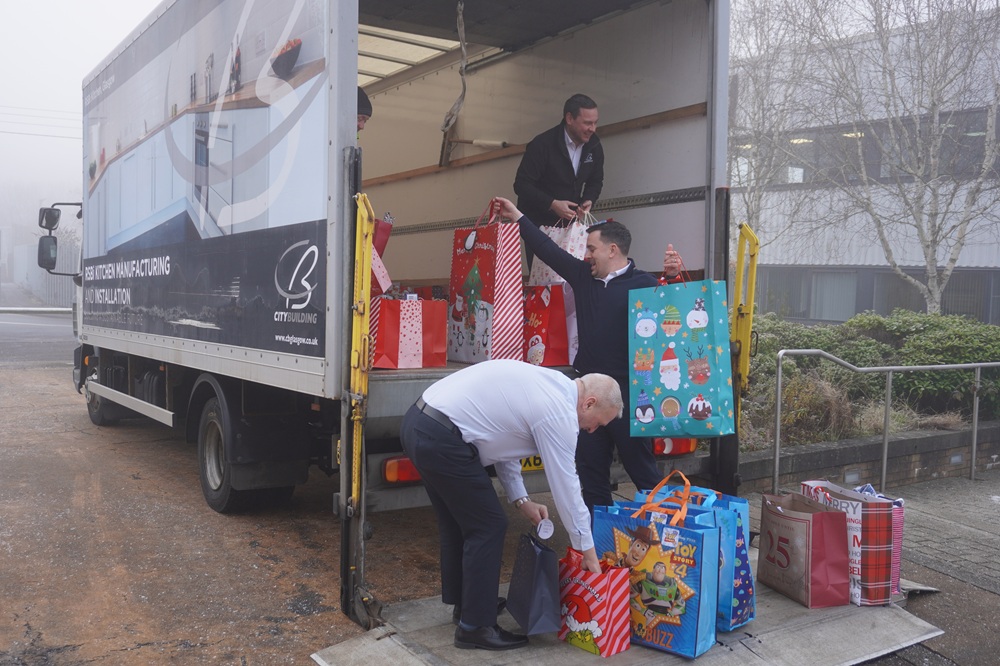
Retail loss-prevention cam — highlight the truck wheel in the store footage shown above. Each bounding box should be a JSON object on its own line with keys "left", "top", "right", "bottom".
{"left": 85, "top": 382, "right": 119, "bottom": 426}
{"left": 198, "top": 397, "right": 246, "bottom": 513}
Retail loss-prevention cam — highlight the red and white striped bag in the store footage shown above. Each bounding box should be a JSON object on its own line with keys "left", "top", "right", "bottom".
{"left": 447, "top": 199, "right": 524, "bottom": 363}
{"left": 558, "top": 548, "right": 631, "bottom": 657}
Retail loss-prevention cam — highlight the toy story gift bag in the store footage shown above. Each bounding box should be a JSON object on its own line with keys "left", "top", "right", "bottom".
{"left": 628, "top": 280, "right": 735, "bottom": 437}
{"left": 592, "top": 477, "right": 720, "bottom": 658}
{"left": 636, "top": 483, "right": 757, "bottom": 631}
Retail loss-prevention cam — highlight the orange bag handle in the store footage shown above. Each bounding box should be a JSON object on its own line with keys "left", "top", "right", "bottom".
{"left": 630, "top": 470, "right": 693, "bottom": 526}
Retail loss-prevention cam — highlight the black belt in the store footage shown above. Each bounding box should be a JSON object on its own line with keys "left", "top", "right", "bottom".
{"left": 415, "top": 397, "right": 460, "bottom": 435}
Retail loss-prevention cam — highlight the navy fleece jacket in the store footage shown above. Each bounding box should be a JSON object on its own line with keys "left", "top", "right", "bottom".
{"left": 518, "top": 216, "right": 657, "bottom": 383}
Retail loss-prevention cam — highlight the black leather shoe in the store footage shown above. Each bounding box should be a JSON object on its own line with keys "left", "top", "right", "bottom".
{"left": 454, "top": 624, "right": 528, "bottom": 651}
{"left": 452, "top": 596, "right": 507, "bottom": 625}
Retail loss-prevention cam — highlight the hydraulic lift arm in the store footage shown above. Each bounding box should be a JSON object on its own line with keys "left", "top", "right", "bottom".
{"left": 340, "top": 192, "right": 384, "bottom": 628}
{"left": 730, "top": 223, "right": 759, "bottom": 429}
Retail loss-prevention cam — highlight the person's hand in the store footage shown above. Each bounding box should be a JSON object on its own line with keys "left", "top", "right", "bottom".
{"left": 549, "top": 199, "right": 579, "bottom": 221}
{"left": 495, "top": 197, "right": 523, "bottom": 222}
{"left": 663, "top": 243, "right": 683, "bottom": 278}
{"left": 578, "top": 200, "right": 593, "bottom": 215}
{"left": 580, "top": 548, "right": 602, "bottom": 573}
{"left": 518, "top": 500, "right": 548, "bottom": 524}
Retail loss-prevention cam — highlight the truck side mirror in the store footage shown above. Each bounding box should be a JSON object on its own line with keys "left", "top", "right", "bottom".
{"left": 38, "top": 207, "right": 61, "bottom": 231}
{"left": 38, "top": 235, "right": 58, "bottom": 271}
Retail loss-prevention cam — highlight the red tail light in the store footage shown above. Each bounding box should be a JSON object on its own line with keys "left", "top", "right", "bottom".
{"left": 653, "top": 437, "right": 697, "bottom": 456}
{"left": 383, "top": 456, "right": 422, "bottom": 483}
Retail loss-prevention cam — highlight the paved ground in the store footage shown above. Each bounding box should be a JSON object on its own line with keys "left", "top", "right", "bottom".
{"left": 316, "top": 468, "right": 1000, "bottom": 665}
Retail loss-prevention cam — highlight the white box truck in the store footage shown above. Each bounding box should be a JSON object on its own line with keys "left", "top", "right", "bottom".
{"left": 37, "top": 0, "right": 733, "bottom": 625}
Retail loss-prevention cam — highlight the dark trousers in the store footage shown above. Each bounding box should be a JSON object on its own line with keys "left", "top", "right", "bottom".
{"left": 399, "top": 404, "right": 508, "bottom": 628}
{"left": 575, "top": 413, "right": 661, "bottom": 513}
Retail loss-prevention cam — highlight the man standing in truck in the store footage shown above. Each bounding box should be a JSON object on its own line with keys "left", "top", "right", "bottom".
{"left": 514, "top": 94, "right": 604, "bottom": 264}
{"left": 496, "top": 197, "right": 683, "bottom": 513}
{"left": 400, "top": 360, "right": 619, "bottom": 651}
{"left": 357, "top": 86, "right": 373, "bottom": 133}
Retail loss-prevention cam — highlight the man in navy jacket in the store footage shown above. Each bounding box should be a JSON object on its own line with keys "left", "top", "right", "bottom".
{"left": 496, "top": 197, "right": 683, "bottom": 512}
{"left": 514, "top": 94, "right": 604, "bottom": 228}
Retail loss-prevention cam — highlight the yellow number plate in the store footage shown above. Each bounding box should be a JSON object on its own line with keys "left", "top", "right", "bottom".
{"left": 520, "top": 455, "right": 544, "bottom": 471}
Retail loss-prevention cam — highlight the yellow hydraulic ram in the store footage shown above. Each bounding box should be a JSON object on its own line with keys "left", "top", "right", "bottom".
{"left": 730, "top": 223, "right": 759, "bottom": 430}
{"left": 349, "top": 193, "right": 376, "bottom": 511}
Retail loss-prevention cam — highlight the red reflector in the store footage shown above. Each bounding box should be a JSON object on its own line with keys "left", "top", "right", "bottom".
{"left": 383, "top": 456, "right": 422, "bottom": 483}
{"left": 653, "top": 437, "right": 697, "bottom": 457}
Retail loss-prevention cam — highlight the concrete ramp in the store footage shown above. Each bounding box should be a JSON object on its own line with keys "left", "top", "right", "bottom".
{"left": 313, "top": 547, "right": 941, "bottom": 666}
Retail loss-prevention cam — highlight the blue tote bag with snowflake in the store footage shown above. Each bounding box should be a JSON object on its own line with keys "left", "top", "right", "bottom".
{"left": 627, "top": 280, "right": 735, "bottom": 437}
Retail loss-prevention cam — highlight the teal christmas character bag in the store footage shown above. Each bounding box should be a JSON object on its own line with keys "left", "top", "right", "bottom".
{"left": 627, "top": 279, "right": 735, "bottom": 437}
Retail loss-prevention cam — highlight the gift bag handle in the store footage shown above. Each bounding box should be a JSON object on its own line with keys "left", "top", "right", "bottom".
{"left": 473, "top": 197, "right": 504, "bottom": 229}
{"left": 658, "top": 255, "right": 693, "bottom": 288}
{"left": 630, "top": 470, "right": 693, "bottom": 526}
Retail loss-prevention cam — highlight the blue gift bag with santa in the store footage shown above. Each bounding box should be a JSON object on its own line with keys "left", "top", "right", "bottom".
{"left": 627, "top": 280, "right": 735, "bottom": 438}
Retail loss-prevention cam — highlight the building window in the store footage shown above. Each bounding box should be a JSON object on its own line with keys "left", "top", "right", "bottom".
{"left": 810, "top": 271, "right": 856, "bottom": 321}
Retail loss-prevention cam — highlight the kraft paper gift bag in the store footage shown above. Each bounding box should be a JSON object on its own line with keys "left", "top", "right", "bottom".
{"left": 523, "top": 284, "right": 569, "bottom": 366}
{"left": 507, "top": 533, "right": 561, "bottom": 635}
{"left": 558, "top": 547, "right": 631, "bottom": 657}
{"left": 593, "top": 475, "right": 719, "bottom": 658}
{"left": 627, "top": 279, "right": 735, "bottom": 438}
{"left": 448, "top": 199, "right": 524, "bottom": 363}
{"left": 758, "top": 492, "right": 851, "bottom": 608}
{"left": 369, "top": 297, "right": 447, "bottom": 369}
{"left": 801, "top": 479, "right": 896, "bottom": 605}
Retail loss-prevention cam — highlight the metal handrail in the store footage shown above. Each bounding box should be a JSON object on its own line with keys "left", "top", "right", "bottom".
{"left": 773, "top": 350, "right": 1000, "bottom": 493}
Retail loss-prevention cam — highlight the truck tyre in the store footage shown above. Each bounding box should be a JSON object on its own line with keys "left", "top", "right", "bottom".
{"left": 198, "top": 397, "right": 246, "bottom": 513}
{"left": 86, "top": 381, "right": 119, "bottom": 426}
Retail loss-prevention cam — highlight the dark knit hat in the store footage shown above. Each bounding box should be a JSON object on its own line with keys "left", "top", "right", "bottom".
{"left": 358, "top": 87, "right": 373, "bottom": 117}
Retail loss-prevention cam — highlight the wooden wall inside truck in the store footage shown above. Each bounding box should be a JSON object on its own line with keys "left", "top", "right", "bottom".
{"left": 361, "top": 0, "right": 716, "bottom": 283}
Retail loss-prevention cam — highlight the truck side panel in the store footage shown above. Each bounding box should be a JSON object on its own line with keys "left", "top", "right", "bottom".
{"left": 80, "top": 0, "right": 343, "bottom": 397}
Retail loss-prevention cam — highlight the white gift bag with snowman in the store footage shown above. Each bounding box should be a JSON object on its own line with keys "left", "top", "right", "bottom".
{"left": 627, "top": 280, "right": 736, "bottom": 437}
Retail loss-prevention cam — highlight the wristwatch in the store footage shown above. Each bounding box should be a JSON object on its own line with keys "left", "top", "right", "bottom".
{"left": 513, "top": 496, "right": 531, "bottom": 508}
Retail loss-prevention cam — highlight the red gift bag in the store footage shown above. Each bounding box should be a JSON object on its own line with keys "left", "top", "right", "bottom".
{"left": 800, "top": 480, "right": 896, "bottom": 605}
{"left": 757, "top": 492, "right": 851, "bottom": 608}
{"left": 523, "top": 285, "right": 569, "bottom": 366}
{"left": 558, "top": 548, "right": 631, "bottom": 657}
{"left": 370, "top": 298, "right": 446, "bottom": 369}
{"left": 448, "top": 199, "right": 524, "bottom": 363}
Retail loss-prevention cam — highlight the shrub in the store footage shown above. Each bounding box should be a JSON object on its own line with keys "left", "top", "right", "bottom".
{"left": 740, "top": 309, "right": 998, "bottom": 450}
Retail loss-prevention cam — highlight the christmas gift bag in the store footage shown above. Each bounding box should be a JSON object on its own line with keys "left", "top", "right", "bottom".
{"left": 558, "top": 548, "right": 631, "bottom": 657}
{"left": 758, "top": 492, "right": 851, "bottom": 608}
{"left": 370, "top": 298, "right": 447, "bottom": 369}
{"left": 448, "top": 199, "right": 524, "bottom": 363}
{"left": 523, "top": 284, "right": 569, "bottom": 366}
{"left": 527, "top": 217, "right": 589, "bottom": 286}
{"left": 801, "top": 479, "right": 895, "bottom": 605}
{"left": 635, "top": 482, "right": 756, "bottom": 631}
{"left": 508, "top": 533, "right": 561, "bottom": 635}
{"left": 593, "top": 476, "right": 719, "bottom": 659}
{"left": 627, "top": 280, "right": 736, "bottom": 438}
{"left": 853, "top": 483, "right": 905, "bottom": 596}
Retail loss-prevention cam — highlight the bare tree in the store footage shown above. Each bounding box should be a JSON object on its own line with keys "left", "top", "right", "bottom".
{"left": 729, "top": 0, "right": 818, "bottom": 251}
{"left": 781, "top": 0, "right": 1000, "bottom": 313}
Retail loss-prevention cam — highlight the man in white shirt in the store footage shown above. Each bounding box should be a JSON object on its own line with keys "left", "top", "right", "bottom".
{"left": 401, "top": 360, "right": 621, "bottom": 651}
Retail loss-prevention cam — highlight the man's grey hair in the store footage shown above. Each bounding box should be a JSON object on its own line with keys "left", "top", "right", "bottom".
{"left": 579, "top": 373, "right": 624, "bottom": 418}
